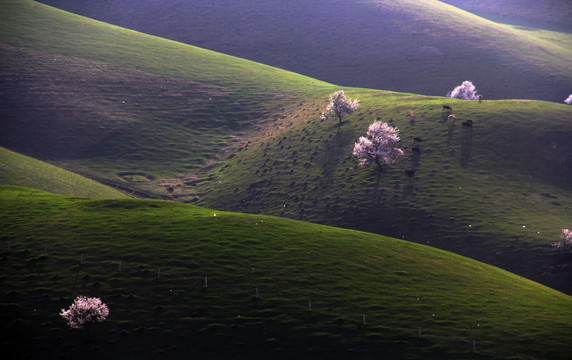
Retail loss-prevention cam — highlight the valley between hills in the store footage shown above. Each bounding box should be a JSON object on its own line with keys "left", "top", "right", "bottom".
{"left": 1, "top": 1, "right": 571, "bottom": 359}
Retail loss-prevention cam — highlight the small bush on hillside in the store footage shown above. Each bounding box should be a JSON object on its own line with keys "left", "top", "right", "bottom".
{"left": 447, "top": 80, "right": 480, "bottom": 100}
{"left": 564, "top": 94, "right": 572, "bottom": 104}
{"left": 321, "top": 90, "right": 359, "bottom": 125}
{"left": 353, "top": 121, "right": 403, "bottom": 170}
{"left": 61, "top": 296, "right": 109, "bottom": 335}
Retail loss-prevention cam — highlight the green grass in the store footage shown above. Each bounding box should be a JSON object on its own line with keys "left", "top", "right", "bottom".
{"left": 197, "top": 92, "right": 572, "bottom": 293}
{"left": 0, "top": 0, "right": 333, "bottom": 196}
{"left": 0, "top": 147, "right": 129, "bottom": 198}
{"left": 1, "top": 185, "right": 571, "bottom": 359}
{"left": 32, "top": 0, "right": 572, "bottom": 102}
{"left": 0, "top": 0, "right": 571, "bottom": 296}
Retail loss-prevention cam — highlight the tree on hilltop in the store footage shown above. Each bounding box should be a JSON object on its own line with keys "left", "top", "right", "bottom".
{"left": 447, "top": 80, "right": 480, "bottom": 100}
{"left": 321, "top": 90, "right": 359, "bottom": 125}
{"left": 565, "top": 94, "right": 572, "bottom": 104}
{"left": 353, "top": 121, "right": 403, "bottom": 170}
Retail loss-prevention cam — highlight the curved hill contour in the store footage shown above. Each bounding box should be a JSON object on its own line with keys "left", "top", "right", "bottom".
{"left": 1, "top": 186, "right": 571, "bottom": 359}
{"left": 0, "top": 147, "right": 129, "bottom": 198}
{"left": 37, "top": 0, "right": 572, "bottom": 102}
{"left": 0, "top": 0, "right": 571, "bottom": 295}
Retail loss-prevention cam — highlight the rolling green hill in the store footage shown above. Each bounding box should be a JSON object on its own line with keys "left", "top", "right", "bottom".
{"left": 1, "top": 185, "right": 571, "bottom": 359}
{"left": 196, "top": 91, "right": 572, "bottom": 294}
{"left": 36, "top": 0, "right": 572, "bottom": 101}
{"left": 439, "top": 0, "right": 572, "bottom": 31}
{"left": 0, "top": 146, "right": 129, "bottom": 198}
{"left": 0, "top": 0, "right": 331, "bottom": 195}
{"left": 0, "top": 0, "right": 571, "bottom": 295}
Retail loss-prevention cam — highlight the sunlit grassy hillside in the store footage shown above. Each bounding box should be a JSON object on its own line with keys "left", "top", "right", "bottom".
{"left": 1, "top": 186, "right": 571, "bottom": 359}
{"left": 439, "top": 0, "right": 572, "bottom": 31}
{"left": 0, "top": 147, "right": 129, "bottom": 198}
{"left": 1, "top": 0, "right": 571, "bottom": 295}
{"left": 195, "top": 91, "right": 572, "bottom": 294}
{"left": 37, "top": 0, "right": 572, "bottom": 101}
{"left": 0, "top": 0, "right": 332, "bottom": 196}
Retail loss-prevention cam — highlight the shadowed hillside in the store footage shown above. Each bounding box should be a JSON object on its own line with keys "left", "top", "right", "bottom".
{"left": 38, "top": 0, "right": 572, "bottom": 102}
{"left": 1, "top": 186, "right": 571, "bottom": 359}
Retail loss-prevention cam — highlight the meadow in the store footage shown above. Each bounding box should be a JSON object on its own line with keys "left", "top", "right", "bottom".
{"left": 0, "top": 1, "right": 571, "bottom": 358}
{"left": 38, "top": 0, "right": 572, "bottom": 102}
{"left": 1, "top": 185, "right": 571, "bottom": 359}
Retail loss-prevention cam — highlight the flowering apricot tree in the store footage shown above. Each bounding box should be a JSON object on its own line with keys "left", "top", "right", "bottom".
{"left": 321, "top": 90, "right": 359, "bottom": 125}
{"left": 562, "top": 228, "right": 572, "bottom": 251}
{"left": 61, "top": 296, "right": 109, "bottom": 334}
{"left": 447, "top": 80, "right": 480, "bottom": 100}
{"left": 353, "top": 121, "right": 403, "bottom": 170}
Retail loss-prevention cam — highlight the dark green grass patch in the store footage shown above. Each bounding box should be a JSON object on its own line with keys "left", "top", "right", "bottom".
{"left": 1, "top": 186, "right": 571, "bottom": 359}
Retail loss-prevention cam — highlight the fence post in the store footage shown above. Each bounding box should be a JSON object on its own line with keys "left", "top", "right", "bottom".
{"left": 418, "top": 327, "right": 422, "bottom": 338}
{"left": 363, "top": 314, "right": 366, "bottom": 325}
{"left": 256, "top": 287, "right": 259, "bottom": 298}
{"left": 158, "top": 268, "right": 161, "bottom": 279}
{"left": 473, "top": 340, "right": 476, "bottom": 353}
{"left": 309, "top": 300, "right": 312, "bottom": 311}
{"left": 205, "top": 276, "right": 208, "bottom": 288}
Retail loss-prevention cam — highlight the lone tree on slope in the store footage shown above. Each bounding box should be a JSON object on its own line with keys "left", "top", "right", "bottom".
{"left": 447, "top": 80, "right": 480, "bottom": 100}
{"left": 353, "top": 121, "right": 404, "bottom": 170}
{"left": 321, "top": 90, "right": 359, "bottom": 125}
{"left": 61, "top": 296, "right": 109, "bottom": 337}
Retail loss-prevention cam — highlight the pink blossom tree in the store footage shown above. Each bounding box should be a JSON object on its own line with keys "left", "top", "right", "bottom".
{"left": 353, "top": 121, "right": 404, "bottom": 170}
{"left": 447, "top": 80, "right": 480, "bottom": 100}
{"left": 321, "top": 90, "right": 359, "bottom": 125}
{"left": 61, "top": 296, "right": 109, "bottom": 336}
{"left": 561, "top": 228, "right": 572, "bottom": 251}
{"left": 564, "top": 94, "right": 572, "bottom": 105}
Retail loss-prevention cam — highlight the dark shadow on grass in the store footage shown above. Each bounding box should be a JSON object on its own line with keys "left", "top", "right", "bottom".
{"left": 460, "top": 126, "right": 473, "bottom": 168}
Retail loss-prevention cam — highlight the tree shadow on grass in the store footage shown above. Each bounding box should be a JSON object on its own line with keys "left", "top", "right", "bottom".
{"left": 460, "top": 126, "right": 473, "bottom": 168}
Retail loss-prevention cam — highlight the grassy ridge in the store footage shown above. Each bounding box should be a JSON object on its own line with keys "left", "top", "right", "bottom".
{"left": 0, "top": 0, "right": 332, "bottom": 195}
{"left": 0, "top": 147, "right": 128, "bottom": 198}
{"left": 1, "top": 0, "right": 571, "bottom": 294}
{"left": 0, "top": 0, "right": 329, "bottom": 92}
{"left": 35, "top": 0, "right": 572, "bottom": 101}
{"left": 438, "top": 0, "right": 572, "bottom": 31}
{"left": 196, "top": 91, "right": 572, "bottom": 293}
{"left": 1, "top": 185, "right": 571, "bottom": 359}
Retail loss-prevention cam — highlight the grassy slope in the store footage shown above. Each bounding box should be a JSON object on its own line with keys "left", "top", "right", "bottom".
{"left": 0, "top": 147, "right": 129, "bottom": 198}
{"left": 1, "top": 185, "right": 571, "bottom": 359}
{"left": 438, "top": 0, "right": 572, "bottom": 31}
{"left": 196, "top": 91, "right": 572, "bottom": 294}
{"left": 0, "top": 0, "right": 332, "bottom": 195}
{"left": 36, "top": 0, "right": 572, "bottom": 102}
{"left": 0, "top": 0, "right": 571, "bottom": 294}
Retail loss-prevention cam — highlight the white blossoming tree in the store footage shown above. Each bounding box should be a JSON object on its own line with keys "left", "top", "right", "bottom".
{"left": 564, "top": 94, "right": 572, "bottom": 105}
{"left": 447, "top": 80, "right": 480, "bottom": 100}
{"left": 321, "top": 90, "right": 359, "bottom": 125}
{"left": 561, "top": 228, "right": 572, "bottom": 251}
{"left": 61, "top": 296, "right": 109, "bottom": 336}
{"left": 353, "top": 121, "right": 404, "bottom": 170}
